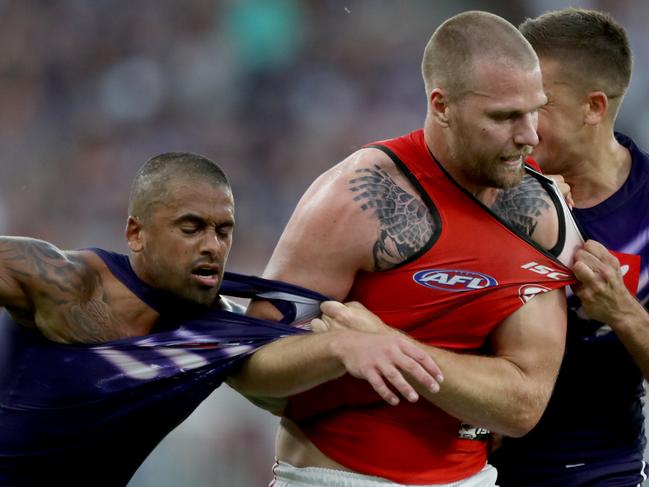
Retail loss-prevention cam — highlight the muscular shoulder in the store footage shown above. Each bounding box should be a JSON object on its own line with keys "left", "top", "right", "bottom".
{"left": 0, "top": 238, "right": 126, "bottom": 340}
{"left": 490, "top": 174, "right": 559, "bottom": 250}
{"left": 345, "top": 150, "right": 436, "bottom": 270}
{"left": 264, "top": 148, "right": 436, "bottom": 298}
{"left": 21, "top": 245, "right": 103, "bottom": 313}
{"left": 0, "top": 238, "right": 96, "bottom": 311}
{"left": 303, "top": 148, "right": 413, "bottom": 207}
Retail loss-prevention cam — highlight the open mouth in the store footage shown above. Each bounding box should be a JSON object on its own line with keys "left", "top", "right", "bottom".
{"left": 191, "top": 266, "right": 220, "bottom": 287}
{"left": 500, "top": 155, "right": 522, "bottom": 167}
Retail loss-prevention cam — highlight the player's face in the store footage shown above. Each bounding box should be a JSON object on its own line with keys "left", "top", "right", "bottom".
{"left": 446, "top": 60, "right": 546, "bottom": 191}
{"left": 532, "top": 57, "right": 587, "bottom": 174}
{"left": 135, "top": 181, "right": 235, "bottom": 306}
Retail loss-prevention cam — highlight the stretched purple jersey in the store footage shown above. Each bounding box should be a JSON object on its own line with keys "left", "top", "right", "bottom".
{"left": 0, "top": 249, "right": 324, "bottom": 486}
{"left": 492, "top": 133, "right": 649, "bottom": 486}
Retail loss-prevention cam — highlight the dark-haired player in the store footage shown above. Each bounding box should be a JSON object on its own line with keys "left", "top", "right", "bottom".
{"left": 491, "top": 8, "right": 649, "bottom": 486}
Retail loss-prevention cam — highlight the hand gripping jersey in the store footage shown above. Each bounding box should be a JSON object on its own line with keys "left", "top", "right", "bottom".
{"left": 491, "top": 132, "right": 649, "bottom": 486}
{"left": 0, "top": 249, "right": 324, "bottom": 487}
{"left": 284, "top": 129, "right": 578, "bottom": 484}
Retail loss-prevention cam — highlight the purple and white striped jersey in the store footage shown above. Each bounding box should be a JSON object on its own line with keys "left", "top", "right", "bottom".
{"left": 0, "top": 249, "right": 325, "bottom": 486}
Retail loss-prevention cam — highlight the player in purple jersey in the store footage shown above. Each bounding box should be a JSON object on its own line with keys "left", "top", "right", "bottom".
{"left": 0, "top": 152, "right": 442, "bottom": 486}
{"left": 489, "top": 8, "right": 649, "bottom": 486}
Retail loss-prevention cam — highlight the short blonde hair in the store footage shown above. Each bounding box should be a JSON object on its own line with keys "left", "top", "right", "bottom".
{"left": 421, "top": 11, "right": 539, "bottom": 98}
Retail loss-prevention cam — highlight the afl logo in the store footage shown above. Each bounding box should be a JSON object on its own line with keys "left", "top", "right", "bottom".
{"left": 413, "top": 269, "right": 498, "bottom": 292}
{"left": 518, "top": 284, "right": 551, "bottom": 304}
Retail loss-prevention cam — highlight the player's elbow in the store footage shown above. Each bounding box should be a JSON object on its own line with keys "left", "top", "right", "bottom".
{"left": 225, "top": 359, "right": 266, "bottom": 396}
{"left": 226, "top": 356, "right": 297, "bottom": 398}
{"left": 501, "top": 389, "right": 549, "bottom": 437}
{"left": 503, "top": 408, "right": 541, "bottom": 438}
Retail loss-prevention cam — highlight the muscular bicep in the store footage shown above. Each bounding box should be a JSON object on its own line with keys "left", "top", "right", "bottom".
{"left": 262, "top": 152, "right": 390, "bottom": 300}
{"left": 490, "top": 289, "right": 567, "bottom": 389}
{"left": 262, "top": 149, "right": 435, "bottom": 302}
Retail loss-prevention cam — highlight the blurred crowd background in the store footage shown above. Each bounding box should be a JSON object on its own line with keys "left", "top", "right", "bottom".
{"left": 1, "top": 0, "right": 648, "bottom": 485}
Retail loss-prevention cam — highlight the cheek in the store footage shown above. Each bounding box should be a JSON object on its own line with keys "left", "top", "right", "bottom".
{"left": 539, "top": 107, "right": 573, "bottom": 136}
{"left": 223, "top": 239, "right": 233, "bottom": 258}
{"left": 159, "top": 236, "right": 194, "bottom": 264}
{"left": 537, "top": 115, "right": 556, "bottom": 142}
{"left": 478, "top": 125, "right": 510, "bottom": 156}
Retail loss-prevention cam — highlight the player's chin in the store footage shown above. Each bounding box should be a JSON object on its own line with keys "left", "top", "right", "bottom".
{"left": 497, "top": 166, "right": 525, "bottom": 189}
{"left": 183, "top": 286, "right": 221, "bottom": 307}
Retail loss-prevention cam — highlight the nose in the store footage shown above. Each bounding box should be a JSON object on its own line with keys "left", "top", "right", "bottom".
{"left": 513, "top": 111, "right": 539, "bottom": 148}
{"left": 200, "top": 231, "right": 226, "bottom": 259}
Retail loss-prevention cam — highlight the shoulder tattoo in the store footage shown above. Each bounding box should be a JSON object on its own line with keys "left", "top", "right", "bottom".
{"left": 0, "top": 239, "right": 124, "bottom": 342}
{"left": 491, "top": 175, "right": 551, "bottom": 237}
{"left": 350, "top": 164, "right": 434, "bottom": 271}
{"left": 1, "top": 239, "right": 91, "bottom": 298}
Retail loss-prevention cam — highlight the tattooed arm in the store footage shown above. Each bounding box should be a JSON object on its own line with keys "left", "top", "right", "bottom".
{"left": 232, "top": 148, "right": 443, "bottom": 403}
{"left": 0, "top": 237, "right": 126, "bottom": 343}
{"left": 258, "top": 148, "right": 433, "bottom": 297}
{"left": 350, "top": 164, "right": 434, "bottom": 270}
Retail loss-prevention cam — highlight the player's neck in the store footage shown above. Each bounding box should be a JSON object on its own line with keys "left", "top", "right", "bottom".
{"left": 564, "top": 131, "right": 631, "bottom": 209}
{"left": 90, "top": 251, "right": 161, "bottom": 335}
{"left": 424, "top": 128, "right": 483, "bottom": 196}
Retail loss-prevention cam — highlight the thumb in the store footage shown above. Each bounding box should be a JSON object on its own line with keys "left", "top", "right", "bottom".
{"left": 309, "top": 318, "right": 329, "bottom": 333}
{"left": 320, "top": 300, "right": 348, "bottom": 319}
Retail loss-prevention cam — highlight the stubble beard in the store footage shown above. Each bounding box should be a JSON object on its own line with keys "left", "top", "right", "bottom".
{"left": 183, "top": 283, "right": 220, "bottom": 306}
{"left": 449, "top": 133, "right": 526, "bottom": 190}
{"left": 149, "top": 262, "right": 219, "bottom": 307}
{"left": 488, "top": 161, "right": 525, "bottom": 189}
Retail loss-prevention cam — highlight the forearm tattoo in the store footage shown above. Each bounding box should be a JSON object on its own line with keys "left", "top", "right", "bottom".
{"left": 0, "top": 238, "right": 126, "bottom": 343}
{"left": 350, "top": 165, "right": 433, "bottom": 271}
{"left": 491, "top": 176, "right": 551, "bottom": 237}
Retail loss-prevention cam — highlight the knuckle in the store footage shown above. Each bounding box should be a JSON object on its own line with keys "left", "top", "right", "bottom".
{"left": 402, "top": 359, "right": 419, "bottom": 373}
{"left": 370, "top": 380, "right": 388, "bottom": 394}
{"left": 383, "top": 368, "right": 401, "bottom": 381}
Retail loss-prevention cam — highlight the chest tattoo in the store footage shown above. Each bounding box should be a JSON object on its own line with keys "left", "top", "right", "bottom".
{"left": 491, "top": 175, "right": 551, "bottom": 237}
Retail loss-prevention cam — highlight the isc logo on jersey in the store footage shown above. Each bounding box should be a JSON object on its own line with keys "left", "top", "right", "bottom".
{"left": 520, "top": 261, "right": 570, "bottom": 280}
{"left": 413, "top": 269, "right": 498, "bottom": 292}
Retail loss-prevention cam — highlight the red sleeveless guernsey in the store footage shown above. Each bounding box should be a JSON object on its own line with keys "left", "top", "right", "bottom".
{"left": 285, "top": 129, "right": 576, "bottom": 484}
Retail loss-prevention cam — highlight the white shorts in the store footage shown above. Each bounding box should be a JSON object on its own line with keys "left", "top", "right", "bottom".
{"left": 270, "top": 461, "right": 499, "bottom": 487}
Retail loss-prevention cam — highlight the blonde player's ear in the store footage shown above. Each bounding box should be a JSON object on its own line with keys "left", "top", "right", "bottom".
{"left": 430, "top": 88, "right": 450, "bottom": 127}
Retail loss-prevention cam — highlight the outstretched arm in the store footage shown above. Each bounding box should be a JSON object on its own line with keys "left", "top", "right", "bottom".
{"left": 572, "top": 239, "right": 649, "bottom": 380}
{"left": 227, "top": 328, "right": 442, "bottom": 406}
{"left": 318, "top": 288, "right": 567, "bottom": 438}
{"left": 0, "top": 237, "right": 123, "bottom": 343}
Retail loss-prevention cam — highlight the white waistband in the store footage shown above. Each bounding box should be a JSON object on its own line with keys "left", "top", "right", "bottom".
{"left": 271, "top": 461, "right": 499, "bottom": 487}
